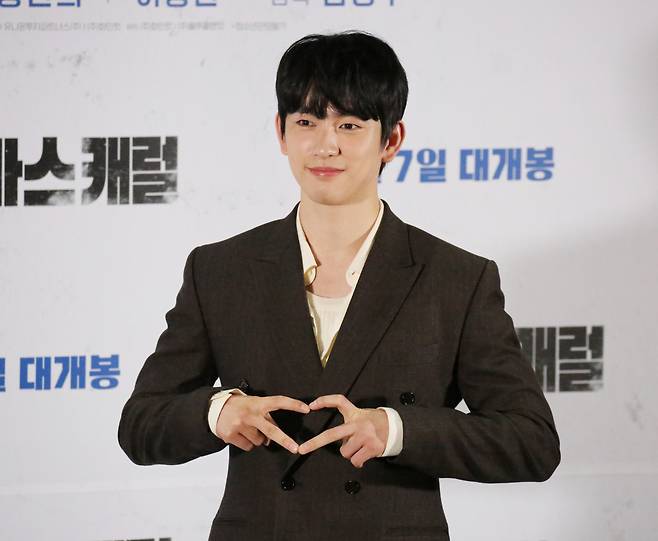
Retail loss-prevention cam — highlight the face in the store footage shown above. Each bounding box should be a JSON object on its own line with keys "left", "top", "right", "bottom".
{"left": 275, "top": 105, "right": 404, "bottom": 206}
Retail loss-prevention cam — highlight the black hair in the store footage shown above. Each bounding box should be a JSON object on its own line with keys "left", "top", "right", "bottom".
{"left": 275, "top": 30, "right": 408, "bottom": 175}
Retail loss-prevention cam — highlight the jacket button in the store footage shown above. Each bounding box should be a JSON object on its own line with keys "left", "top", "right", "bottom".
{"left": 344, "top": 480, "right": 360, "bottom": 495}
{"left": 399, "top": 391, "right": 415, "bottom": 405}
{"left": 238, "top": 378, "right": 250, "bottom": 393}
{"left": 280, "top": 477, "right": 296, "bottom": 491}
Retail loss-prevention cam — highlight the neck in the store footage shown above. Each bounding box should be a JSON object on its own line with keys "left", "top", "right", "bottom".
{"left": 298, "top": 194, "right": 381, "bottom": 265}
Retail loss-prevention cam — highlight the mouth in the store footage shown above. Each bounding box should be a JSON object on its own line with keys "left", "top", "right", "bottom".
{"left": 307, "top": 167, "right": 345, "bottom": 177}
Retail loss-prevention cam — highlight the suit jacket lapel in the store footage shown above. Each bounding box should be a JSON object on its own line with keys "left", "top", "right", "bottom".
{"left": 249, "top": 203, "right": 324, "bottom": 395}
{"left": 248, "top": 199, "right": 424, "bottom": 479}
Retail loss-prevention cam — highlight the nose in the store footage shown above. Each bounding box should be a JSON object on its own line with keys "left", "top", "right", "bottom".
{"left": 312, "top": 124, "right": 339, "bottom": 158}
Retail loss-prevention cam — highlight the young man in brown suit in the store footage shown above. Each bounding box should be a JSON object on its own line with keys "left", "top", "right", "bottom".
{"left": 119, "top": 31, "right": 560, "bottom": 541}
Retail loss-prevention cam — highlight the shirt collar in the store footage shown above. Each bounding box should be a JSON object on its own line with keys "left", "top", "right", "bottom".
{"left": 296, "top": 198, "right": 384, "bottom": 289}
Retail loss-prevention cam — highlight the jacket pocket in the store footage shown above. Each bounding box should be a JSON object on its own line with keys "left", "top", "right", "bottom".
{"left": 208, "top": 516, "right": 249, "bottom": 541}
{"left": 211, "top": 514, "right": 248, "bottom": 527}
{"left": 382, "top": 523, "right": 449, "bottom": 540}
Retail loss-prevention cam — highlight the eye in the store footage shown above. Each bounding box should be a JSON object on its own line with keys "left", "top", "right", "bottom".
{"left": 296, "top": 119, "right": 313, "bottom": 127}
{"left": 340, "top": 123, "right": 360, "bottom": 130}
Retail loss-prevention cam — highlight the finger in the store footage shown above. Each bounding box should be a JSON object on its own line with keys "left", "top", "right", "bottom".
{"left": 231, "top": 433, "right": 255, "bottom": 452}
{"left": 266, "top": 395, "right": 311, "bottom": 415}
{"left": 350, "top": 446, "right": 373, "bottom": 469}
{"left": 254, "top": 416, "right": 299, "bottom": 453}
{"left": 242, "top": 425, "right": 267, "bottom": 447}
{"left": 339, "top": 436, "right": 363, "bottom": 459}
{"left": 308, "top": 394, "right": 357, "bottom": 418}
{"left": 298, "top": 424, "right": 354, "bottom": 455}
{"left": 263, "top": 412, "right": 277, "bottom": 446}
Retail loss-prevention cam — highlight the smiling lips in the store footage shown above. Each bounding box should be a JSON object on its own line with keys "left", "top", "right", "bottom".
{"left": 308, "top": 167, "right": 344, "bottom": 177}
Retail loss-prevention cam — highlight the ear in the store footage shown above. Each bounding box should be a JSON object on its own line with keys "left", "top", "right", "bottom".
{"left": 275, "top": 112, "right": 288, "bottom": 155}
{"left": 380, "top": 120, "right": 406, "bottom": 164}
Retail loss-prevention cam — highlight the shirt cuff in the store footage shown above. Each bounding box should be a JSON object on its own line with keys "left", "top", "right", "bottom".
{"left": 377, "top": 406, "right": 403, "bottom": 457}
{"left": 207, "top": 388, "right": 247, "bottom": 438}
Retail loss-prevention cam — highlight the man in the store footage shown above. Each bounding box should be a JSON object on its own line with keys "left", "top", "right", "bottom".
{"left": 118, "top": 31, "right": 560, "bottom": 541}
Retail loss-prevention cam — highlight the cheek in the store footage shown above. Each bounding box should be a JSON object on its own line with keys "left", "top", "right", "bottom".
{"left": 286, "top": 136, "right": 312, "bottom": 159}
{"left": 284, "top": 143, "right": 307, "bottom": 174}
{"left": 349, "top": 140, "right": 384, "bottom": 169}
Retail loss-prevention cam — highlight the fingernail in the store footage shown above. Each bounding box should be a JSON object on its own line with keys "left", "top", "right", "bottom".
{"left": 289, "top": 444, "right": 298, "bottom": 453}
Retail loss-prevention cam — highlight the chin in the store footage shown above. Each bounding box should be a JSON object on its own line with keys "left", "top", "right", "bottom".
{"left": 301, "top": 187, "right": 350, "bottom": 207}
{"left": 306, "top": 193, "right": 345, "bottom": 206}
{"left": 298, "top": 176, "right": 367, "bottom": 207}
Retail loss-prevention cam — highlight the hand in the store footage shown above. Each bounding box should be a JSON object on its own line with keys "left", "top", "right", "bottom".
{"left": 216, "top": 394, "right": 311, "bottom": 453}
{"left": 297, "top": 394, "right": 389, "bottom": 468}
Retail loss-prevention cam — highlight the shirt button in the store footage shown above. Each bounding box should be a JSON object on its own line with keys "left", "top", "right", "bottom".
{"left": 399, "top": 391, "right": 416, "bottom": 405}
{"left": 280, "top": 477, "right": 296, "bottom": 491}
{"left": 344, "top": 480, "right": 361, "bottom": 495}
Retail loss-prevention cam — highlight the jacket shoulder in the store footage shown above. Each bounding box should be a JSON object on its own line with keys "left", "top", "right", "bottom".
{"left": 405, "top": 223, "right": 498, "bottom": 304}
{"left": 194, "top": 216, "right": 282, "bottom": 259}
{"left": 407, "top": 223, "right": 490, "bottom": 269}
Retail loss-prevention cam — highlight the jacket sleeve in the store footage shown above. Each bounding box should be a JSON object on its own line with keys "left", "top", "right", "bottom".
{"left": 117, "top": 246, "right": 236, "bottom": 466}
{"left": 383, "top": 259, "right": 561, "bottom": 483}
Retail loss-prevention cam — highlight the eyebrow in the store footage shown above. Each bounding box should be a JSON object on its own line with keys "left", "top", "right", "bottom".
{"left": 295, "top": 111, "right": 362, "bottom": 120}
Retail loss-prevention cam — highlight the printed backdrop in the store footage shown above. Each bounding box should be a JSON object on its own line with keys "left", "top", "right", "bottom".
{"left": 1, "top": 1, "right": 657, "bottom": 540}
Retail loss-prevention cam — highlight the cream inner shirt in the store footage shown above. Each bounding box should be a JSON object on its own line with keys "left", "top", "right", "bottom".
{"left": 207, "top": 198, "right": 403, "bottom": 457}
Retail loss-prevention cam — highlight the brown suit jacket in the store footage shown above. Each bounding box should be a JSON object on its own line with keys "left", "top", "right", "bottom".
{"left": 118, "top": 199, "right": 560, "bottom": 541}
